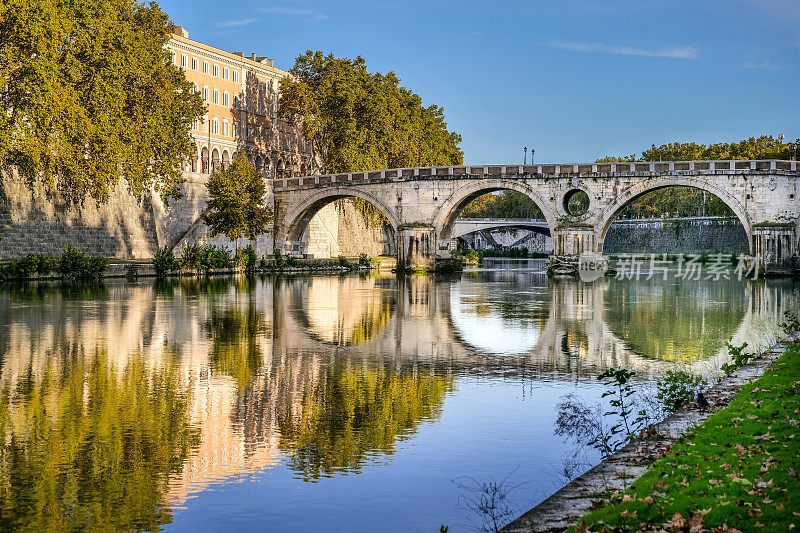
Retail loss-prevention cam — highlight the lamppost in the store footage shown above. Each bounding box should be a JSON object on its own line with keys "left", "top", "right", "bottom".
{"left": 651, "top": 143, "right": 659, "bottom": 162}
{"left": 531, "top": 147, "right": 535, "bottom": 162}
{"left": 523, "top": 146, "right": 527, "bottom": 165}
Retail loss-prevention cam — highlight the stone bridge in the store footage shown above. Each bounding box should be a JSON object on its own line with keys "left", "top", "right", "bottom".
{"left": 271, "top": 161, "right": 800, "bottom": 272}
{"left": 452, "top": 218, "right": 550, "bottom": 239}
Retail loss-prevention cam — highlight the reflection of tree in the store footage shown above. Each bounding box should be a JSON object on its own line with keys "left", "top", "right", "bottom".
{"left": 206, "top": 301, "right": 268, "bottom": 388}
{"left": 0, "top": 348, "right": 198, "bottom": 531}
{"left": 276, "top": 362, "right": 452, "bottom": 481}
{"left": 604, "top": 277, "right": 746, "bottom": 361}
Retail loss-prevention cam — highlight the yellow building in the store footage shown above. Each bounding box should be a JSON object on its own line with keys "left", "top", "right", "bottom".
{"left": 166, "top": 26, "right": 313, "bottom": 178}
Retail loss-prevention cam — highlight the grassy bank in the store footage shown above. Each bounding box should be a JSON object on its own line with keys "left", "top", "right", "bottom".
{"left": 573, "top": 340, "right": 800, "bottom": 532}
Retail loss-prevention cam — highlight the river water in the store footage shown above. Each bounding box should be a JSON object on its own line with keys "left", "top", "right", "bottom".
{"left": 0, "top": 259, "right": 797, "bottom": 531}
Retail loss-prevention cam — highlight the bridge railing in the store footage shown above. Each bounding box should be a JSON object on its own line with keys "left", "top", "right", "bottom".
{"left": 270, "top": 160, "right": 799, "bottom": 189}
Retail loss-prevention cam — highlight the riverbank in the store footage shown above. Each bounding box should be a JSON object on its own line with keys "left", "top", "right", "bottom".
{"left": 504, "top": 336, "right": 800, "bottom": 532}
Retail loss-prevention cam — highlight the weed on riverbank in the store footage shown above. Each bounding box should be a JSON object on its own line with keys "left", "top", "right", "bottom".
{"left": 572, "top": 341, "right": 800, "bottom": 532}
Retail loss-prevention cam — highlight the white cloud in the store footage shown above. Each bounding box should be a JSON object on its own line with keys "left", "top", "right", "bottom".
{"left": 258, "top": 7, "right": 328, "bottom": 20}
{"left": 740, "top": 59, "right": 780, "bottom": 71}
{"left": 214, "top": 18, "right": 257, "bottom": 28}
{"left": 547, "top": 41, "right": 699, "bottom": 59}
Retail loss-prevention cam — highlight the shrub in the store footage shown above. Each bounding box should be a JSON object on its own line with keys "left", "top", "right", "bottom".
{"left": 179, "top": 243, "right": 231, "bottom": 274}
{"left": 721, "top": 340, "right": 752, "bottom": 375}
{"left": 273, "top": 249, "right": 285, "bottom": 268}
{"left": 337, "top": 256, "right": 352, "bottom": 269}
{"left": 235, "top": 245, "right": 257, "bottom": 271}
{"left": 656, "top": 370, "right": 706, "bottom": 411}
{"left": 153, "top": 246, "right": 179, "bottom": 277}
{"left": 56, "top": 246, "right": 107, "bottom": 279}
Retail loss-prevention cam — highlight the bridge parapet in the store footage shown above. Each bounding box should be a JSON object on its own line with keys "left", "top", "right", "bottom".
{"left": 271, "top": 160, "right": 800, "bottom": 191}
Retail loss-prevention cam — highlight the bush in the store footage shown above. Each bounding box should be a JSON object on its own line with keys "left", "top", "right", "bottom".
{"left": 273, "top": 249, "right": 285, "bottom": 268}
{"left": 179, "top": 243, "right": 231, "bottom": 274}
{"left": 56, "top": 245, "right": 107, "bottom": 279}
{"left": 337, "top": 256, "right": 352, "bottom": 269}
{"left": 153, "top": 246, "right": 179, "bottom": 277}
{"left": 235, "top": 245, "right": 257, "bottom": 271}
{"left": 656, "top": 370, "right": 706, "bottom": 411}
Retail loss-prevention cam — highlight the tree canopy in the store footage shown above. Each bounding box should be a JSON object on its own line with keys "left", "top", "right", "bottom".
{"left": 0, "top": 0, "right": 205, "bottom": 203}
{"left": 203, "top": 155, "right": 272, "bottom": 245}
{"left": 596, "top": 135, "right": 797, "bottom": 163}
{"left": 278, "top": 51, "right": 463, "bottom": 174}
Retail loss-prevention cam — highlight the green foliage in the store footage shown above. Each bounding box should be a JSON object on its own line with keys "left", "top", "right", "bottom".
{"left": 206, "top": 303, "right": 266, "bottom": 389}
{"left": 152, "top": 246, "right": 179, "bottom": 277}
{"left": 236, "top": 245, "right": 258, "bottom": 271}
{"left": 656, "top": 370, "right": 707, "bottom": 412}
{"left": 273, "top": 249, "right": 285, "bottom": 268}
{"left": 279, "top": 51, "right": 463, "bottom": 173}
{"left": 0, "top": 254, "right": 55, "bottom": 280}
{"left": 575, "top": 342, "right": 800, "bottom": 532}
{"left": 721, "top": 340, "right": 753, "bottom": 375}
{"left": 204, "top": 155, "right": 272, "bottom": 244}
{"left": 483, "top": 247, "right": 530, "bottom": 258}
{"left": 56, "top": 245, "right": 108, "bottom": 279}
{"left": 0, "top": 0, "right": 205, "bottom": 203}
{"left": 179, "top": 243, "right": 232, "bottom": 274}
{"left": 459, "top": 191, "right": 544, "bottom": 219}
{"left": 336, "top": 256, "right": 353, "bottom": 269}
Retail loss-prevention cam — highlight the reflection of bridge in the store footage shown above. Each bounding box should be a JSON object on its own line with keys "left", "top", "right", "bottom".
{"left": 271, "top": 161, "right": 800, "bottom": 272}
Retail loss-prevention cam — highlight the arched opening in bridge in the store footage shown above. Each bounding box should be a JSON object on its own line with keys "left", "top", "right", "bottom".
{"left": 600, "top": 185, "right": 750, "bottom": 256}
{"left": 283, "top": 195, "right": 397, "bottom": 259}
{"left": 450, "top": 189, "right": 552, "bottom": 255}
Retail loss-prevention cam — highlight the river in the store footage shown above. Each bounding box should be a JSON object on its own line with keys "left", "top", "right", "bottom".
{"left": 0, "top": 259, "right": 797, "bottom": 531}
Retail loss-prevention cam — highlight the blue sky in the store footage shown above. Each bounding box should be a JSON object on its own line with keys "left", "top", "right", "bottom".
{"left": 161, "top": 0, "right": 799, "bottom": 164}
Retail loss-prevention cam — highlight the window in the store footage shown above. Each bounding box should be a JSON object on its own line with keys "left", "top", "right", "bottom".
{"left": 202, "top": 61, "right": 208, "bottom": 74}
{"left": 181, "top": 54, "right": 187, "bottom": 68}
{"left": 193, "top": 82, "right": 198, "bottom": 93}
{"left": 233, "top": 95, "right": 239, "bottom": 109}
{"left": 202, "top": 86, "right": 209, "bottom": 102}
{"left": 191, "top": 57, "right": 198, "bottom": 70}
{"left": 193, "top": 119, "right": 200, "bottom": 131}
{"left": 223, "top": 119, "right": 229, "bottom": 137}
{"left": 233, "top": 70, "right": 239, "bottom": 83}
{"left": 223, "top": 67, "right": 229, "bottom": 80}
{"left": 222, "top": 92, "right": 229, "bottom": 107}
{"left": 213, "top": 64, "right": 219, "bottom": 77}
{"left": 212, "top": 117, "right": 219, "bottom": 135}
{"left": 213, "top": 89, "right": 219, "bottom": 104}
{"left": 171, "top": 51, "right": 176, "bottom": 64}
{"left": 233, "top": 122, "right": 240, "bottom": 139}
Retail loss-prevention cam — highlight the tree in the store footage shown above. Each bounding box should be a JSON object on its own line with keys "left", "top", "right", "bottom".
{"left": 0, "top": 0, "right": 205, "bottom": 203}
{"left": 203, "top": 155, "right": 272, "bottom": 249}
{"left": 279, "top": 51, "right": 463, "bottom": 174}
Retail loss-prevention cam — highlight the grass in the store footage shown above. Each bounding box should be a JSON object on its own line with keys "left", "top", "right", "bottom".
{"left": 572, "top": 341, "right": 800, "bottom": 532}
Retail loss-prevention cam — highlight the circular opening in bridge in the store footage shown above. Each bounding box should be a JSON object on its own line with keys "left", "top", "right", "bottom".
{"left": 563, "top": 189, "right": 590, "bottom": 216}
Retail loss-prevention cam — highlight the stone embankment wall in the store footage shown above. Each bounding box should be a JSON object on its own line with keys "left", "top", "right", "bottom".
{"left": 0, "top": 169, "right": 160, "bottom": 259}
{"left": 0, "top": 169, "right": 386, "bottom": 260}
{"left": 603, "top": 217, "right": 749, "bottom": 254}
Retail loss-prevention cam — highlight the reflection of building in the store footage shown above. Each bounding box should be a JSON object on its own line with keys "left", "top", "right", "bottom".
{"left": 166, "top": 26, "right": 313, "bottom": 178}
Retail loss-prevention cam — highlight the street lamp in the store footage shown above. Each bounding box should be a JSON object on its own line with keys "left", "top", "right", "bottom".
{"left": 531, "top": 147, "right": 535, "bottom": 162}
{"left": 524, "top": 146, "right": 527, "bottom": 165}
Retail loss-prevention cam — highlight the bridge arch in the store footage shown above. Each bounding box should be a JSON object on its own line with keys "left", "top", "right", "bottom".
{"left": 432, "top": 178, "right": 558, "bottom": 247}
{"left": 597, "top": 177, "right": 754, "bottom": 254}
{"left": 275, "top": 186, "right": 401, "bottom": 248}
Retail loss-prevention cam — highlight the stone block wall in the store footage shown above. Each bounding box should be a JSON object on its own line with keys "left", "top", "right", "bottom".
{"left": 0, "top": 169, "right": 160, "bottom": 259}
{"left": 603, "top": 217, "right": 749, "bottom": 254}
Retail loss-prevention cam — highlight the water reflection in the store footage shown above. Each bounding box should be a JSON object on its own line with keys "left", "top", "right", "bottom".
{"left": 0, "top": 271, "right": 796, "bottom": 531}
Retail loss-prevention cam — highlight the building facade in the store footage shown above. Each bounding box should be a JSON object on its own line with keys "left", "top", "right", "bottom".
{"left": 166, "top": 26, "right": 313, "bottom": 179}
